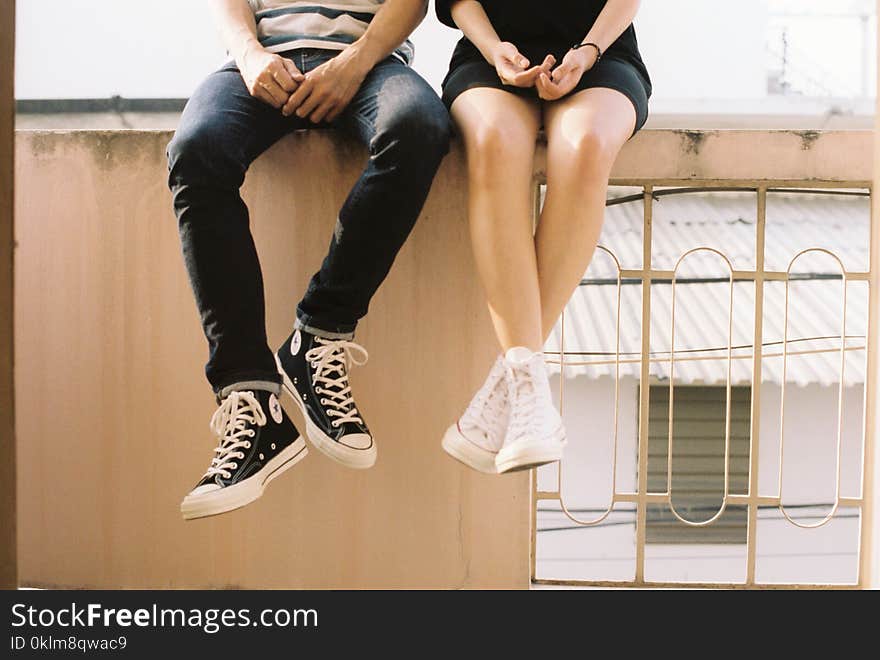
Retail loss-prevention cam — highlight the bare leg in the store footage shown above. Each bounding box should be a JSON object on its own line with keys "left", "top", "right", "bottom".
{"left": 451, "top": 88, "right": 543, "bottom": 351}
{"left": 536, "top": 88, "right": 636, "bottom": 339}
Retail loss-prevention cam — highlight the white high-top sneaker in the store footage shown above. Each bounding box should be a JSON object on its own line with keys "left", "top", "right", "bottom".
{"left": 496, "top": 347, "right": 566, "bottom": 474}
{"left": 441, "top": 356, "right": 508, "bottom": 473}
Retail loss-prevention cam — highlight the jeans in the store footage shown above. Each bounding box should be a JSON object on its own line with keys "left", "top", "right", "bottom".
{"left": 167, "top": 49, "right": 451, "bottom": 392}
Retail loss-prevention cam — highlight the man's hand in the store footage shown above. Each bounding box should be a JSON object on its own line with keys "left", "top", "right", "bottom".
{"left": 535, "top": 47, "right": 597, "bottom": 101}
{"left": 283, "top": 49, "right": 372, "bottom": 123}
{"left": 490, "top": 42, "right": 555, "bottom": 88}
{"left": 239, "top": 43, "right": 304, "bottom": 109}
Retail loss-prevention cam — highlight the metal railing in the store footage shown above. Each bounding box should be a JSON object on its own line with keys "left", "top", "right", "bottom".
{"left": 531, "top": 176, "right": 875, "bottom": 589}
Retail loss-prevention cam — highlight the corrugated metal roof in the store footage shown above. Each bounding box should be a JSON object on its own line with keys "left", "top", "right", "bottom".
{"left": 545, "top": 189, "right": 870, "bottom": 386}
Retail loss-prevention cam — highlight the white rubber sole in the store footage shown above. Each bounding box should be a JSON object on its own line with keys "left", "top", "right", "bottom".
{"left": 275, "top": 353, "right": 377, "bottom": 470}
{"left": 495, "top": 427, "right": 567, "bottom": 474}
{"left": 441, "top": 423, "right": 499, "bottom": 474}
{"left": 180, "top": 438, "right": 308, "bottom": 520}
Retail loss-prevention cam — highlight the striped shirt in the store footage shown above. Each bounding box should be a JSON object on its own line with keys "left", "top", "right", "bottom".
{"left": 247, "top": 1, "right": 415, "bottom": 64}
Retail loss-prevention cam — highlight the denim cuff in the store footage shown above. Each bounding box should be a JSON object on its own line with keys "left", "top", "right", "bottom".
{"left": 294, "top": 314, "right": 356, "bottom": 341}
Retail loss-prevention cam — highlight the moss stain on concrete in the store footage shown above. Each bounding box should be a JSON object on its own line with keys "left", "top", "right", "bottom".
{"left": 678, "top": 129, "right": 709, "bottom": 156}
{"left": 24, "top": 130, "right": 173, "bottom": 171}
{"left": 796, "top": 130, "right": 822, "bottom": 151}
{"left": 26, "top": 132, "right": 61, "bottom": 159}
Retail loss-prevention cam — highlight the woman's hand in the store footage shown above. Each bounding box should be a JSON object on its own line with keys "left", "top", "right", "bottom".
{"left": 491, "top": 41, "right": 555, "bottom": 88}
{"left": 536, "top": 47, "right": 597, "bottom": 101}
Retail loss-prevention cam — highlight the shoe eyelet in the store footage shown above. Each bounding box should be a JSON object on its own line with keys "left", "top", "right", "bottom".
{"left": 230, "top": 463, "right": 237, "bottom": 470}
{"left": 271, "top": 443, "right": 276, "bottom": 450}
{"left": 248, "top": 430, "right": 256, "bottom": 437}
{"left": 245, "top": 442, "right": 252, "bottom": 449}
{"left": 331, "top": 421, "right": 340, "bottom": 428}
{"left": 259, "top": 453, "right": 264, "bottom": 461}
{"left": 321, "top": 398, "right": 328, "bottom": 405}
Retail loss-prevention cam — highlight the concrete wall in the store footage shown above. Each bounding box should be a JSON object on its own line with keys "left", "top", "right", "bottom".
{"left": 12, "top": 128, "right": 872, "bottom": 588}
{"left": 13, "top": 130, "right": 529, "bottom": 589}
{"left": 1, "top": 0, "right": 15, "bottom": 590}
{"left": 0, "top": 2, "right": 18, "bottom": 589}
{"left": 538, "top": 376, "right": 866, "bottom": 584}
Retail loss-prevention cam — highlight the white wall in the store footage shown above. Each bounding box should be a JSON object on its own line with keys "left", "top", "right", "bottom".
{"left": 15, "top": 0, "right": 873, "bottom": 106}
{"left": 13, "top": 0, "right": 458, "bottom": 98}
{"left": 537, "top": 375, "right": 865, "bottom": 584}
{"left": 15, "top": 0, "right": 225, "bottom": 98}
{"left": 636, "top": 0, "right": 769, "bottom": 100}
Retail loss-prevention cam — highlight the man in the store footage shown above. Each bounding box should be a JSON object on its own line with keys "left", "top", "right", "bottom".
{"left": 167, "top": 0, "right": 451, "bottom": 520}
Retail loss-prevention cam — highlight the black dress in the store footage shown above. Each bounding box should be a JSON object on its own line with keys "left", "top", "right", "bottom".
{"left": 436, "top": 0, "right": 652, "bottom": 133}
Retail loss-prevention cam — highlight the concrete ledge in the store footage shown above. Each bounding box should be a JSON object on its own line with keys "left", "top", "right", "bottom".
{"left": 606, "top": 128, "right": 872, "bottom": 185}
{"left": 18, "top": 126, "right": 873, "bottom": 183}
{"left": 12, "top": 128, "right": 872, "bottom": 588}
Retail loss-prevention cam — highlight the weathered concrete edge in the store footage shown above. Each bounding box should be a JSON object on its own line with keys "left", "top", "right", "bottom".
{"left": 16, "top": 128, "right": 873, "bottom": 185}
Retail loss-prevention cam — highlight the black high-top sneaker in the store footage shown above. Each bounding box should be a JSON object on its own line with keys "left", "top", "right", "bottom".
{"left": 275, "top": 328, "right": 376, "bottom": 469}
{"left": 180, "top": 388, "right": 308, "bottom": 520}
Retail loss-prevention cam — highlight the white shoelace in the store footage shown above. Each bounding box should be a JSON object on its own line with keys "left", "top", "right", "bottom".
{"left": 205, "top": 391, "right": 266, "bottom": 479}
{"left": 505, "top": 359, "right": 552, "bottom": 444}
{"left": 461, "top": 360, "right": 508, "bottom": 443}
{"left": 305, "top": 337, "right": 369, "bottom": 428}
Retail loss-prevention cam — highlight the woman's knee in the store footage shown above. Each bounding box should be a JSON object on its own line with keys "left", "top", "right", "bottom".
{"left": 562, "top": 126, "right": 622, "bottom": 173}
{"left": 464, "top": 122, "right": 534, "bottom": 183}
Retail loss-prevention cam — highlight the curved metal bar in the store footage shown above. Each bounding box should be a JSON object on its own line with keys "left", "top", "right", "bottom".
{"left": 778, "top": 248, "right": 848, "bottom": 529}
{"left": 544, "top": 343, "right": 865, "bottom": 369}
{"left": 668, "top": 247, "right": 735, "bottom": 527}
{"left": 556, "top": 246, "right": 622, "bottom": 526}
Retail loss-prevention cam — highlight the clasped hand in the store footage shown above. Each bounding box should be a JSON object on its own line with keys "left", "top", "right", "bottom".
{"left": 491, "top": 42, "right": 598, "bottom": 101}
{"left": 240, "top": 46, "right": 369, "bottom": 123}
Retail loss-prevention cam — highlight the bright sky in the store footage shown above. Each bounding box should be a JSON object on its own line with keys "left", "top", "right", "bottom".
{"left": 14, "top": 0, "right": 877, "bottom": 102}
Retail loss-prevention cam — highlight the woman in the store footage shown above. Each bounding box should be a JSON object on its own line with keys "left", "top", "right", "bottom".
{"left": 437, "top": 0, "right": 651, "bottom": 474}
